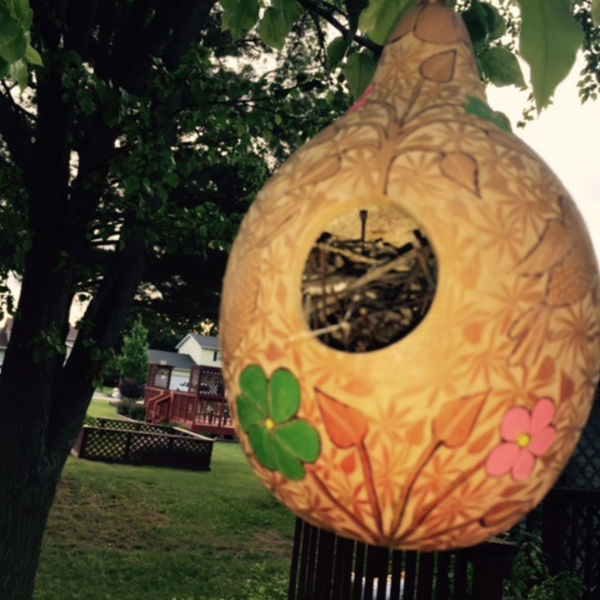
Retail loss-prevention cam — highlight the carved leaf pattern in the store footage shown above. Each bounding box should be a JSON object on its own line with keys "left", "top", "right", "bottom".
{"left": 316, "top": 388, "right": 369, "bottom": 449}
{"left": 432, "top": 390, "right": 489, "bottom": 448}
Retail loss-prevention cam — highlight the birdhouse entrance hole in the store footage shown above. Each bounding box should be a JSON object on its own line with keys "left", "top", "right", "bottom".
{"left": 301, "top": 205, "right": 438, "bottom": 353}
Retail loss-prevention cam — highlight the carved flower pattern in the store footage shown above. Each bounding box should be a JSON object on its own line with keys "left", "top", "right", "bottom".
{"left": 485, "top": 397, "right": 557, "bottom": 482}
{"left": 236, "top": 365, "right": 320, "bottom": 480}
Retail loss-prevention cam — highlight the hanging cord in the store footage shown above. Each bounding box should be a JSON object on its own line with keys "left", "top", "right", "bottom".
{"left": 417, "top": 0, "right": 449, "bottom": 5}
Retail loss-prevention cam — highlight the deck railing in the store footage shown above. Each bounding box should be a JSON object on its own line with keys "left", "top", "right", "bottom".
{"left": 144, "top": 386, "right": 234, "bottom": 435}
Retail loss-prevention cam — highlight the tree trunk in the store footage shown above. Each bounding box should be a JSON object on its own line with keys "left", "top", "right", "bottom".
{"left": 0, "top": 462, "right": 62, "bottom": 599}
{"left": 0, "top": 2, "right": 219, "bottom": 596}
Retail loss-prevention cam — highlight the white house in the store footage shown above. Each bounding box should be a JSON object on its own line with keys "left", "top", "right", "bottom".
{"left": 175, "top": 334, "right": 221, "bottom": 368}
{"left": 147, "top": 334, "right": 221, "bottom": 390}
{"left": 147, "top": 349, "right": 196, "bottom": 391}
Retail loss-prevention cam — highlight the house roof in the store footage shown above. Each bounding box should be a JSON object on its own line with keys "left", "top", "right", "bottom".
{"left": 176, "top": 334, "right": 220, "bottom": 351}
{"left": 148, "top": 349, "right": 195, "bottom": 370}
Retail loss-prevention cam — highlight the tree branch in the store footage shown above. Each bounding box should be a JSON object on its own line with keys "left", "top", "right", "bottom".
{"left": 0, "top": 86, "right": 35, "bottom": 172}
{"left": 297, "top": 0, "right": 382, "bottom": 55}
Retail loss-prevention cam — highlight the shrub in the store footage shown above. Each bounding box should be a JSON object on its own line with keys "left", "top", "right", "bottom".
{"left": 115, "top": 399, "right": 146, "bottom": 421}
{"left": 119, "top": 378, "right": 144, "bottom": 401}
{"left": 504, "top": 533, "right": 585, "bottom": 600}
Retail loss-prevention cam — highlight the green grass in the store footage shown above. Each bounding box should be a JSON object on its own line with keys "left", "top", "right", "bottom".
{"left": 36, "top": 423, "right": 295, "bottom": 599}
{"left": 87, "top": 398, "right": 120, "bottom": 420}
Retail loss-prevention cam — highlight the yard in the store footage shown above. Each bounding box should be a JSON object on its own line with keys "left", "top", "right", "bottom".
{"left": 35, "top": 401, "right": 295, "bottom": 600}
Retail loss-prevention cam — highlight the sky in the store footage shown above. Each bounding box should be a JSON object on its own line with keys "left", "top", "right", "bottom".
{"left": 487, "top": 57, "right": 600, "bottom": 257}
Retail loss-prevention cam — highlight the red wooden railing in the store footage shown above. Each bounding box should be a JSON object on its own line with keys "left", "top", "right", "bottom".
{"left": 145, "top": 389, "right": 172, "bottom": 424}
{"left": 144, "top": 366, "right": 234, "bottom": 436}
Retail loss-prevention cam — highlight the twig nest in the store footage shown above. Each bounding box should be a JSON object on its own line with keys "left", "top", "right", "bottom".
{"left": 220, "top": 2, "right": 600, "bottom": 550}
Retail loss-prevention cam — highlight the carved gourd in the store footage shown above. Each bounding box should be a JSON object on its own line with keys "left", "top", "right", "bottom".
{"left": 220, "top": 0, "right": 600, "bottom": 550}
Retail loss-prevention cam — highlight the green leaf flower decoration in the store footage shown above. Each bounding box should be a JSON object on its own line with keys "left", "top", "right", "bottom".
{"left": 236, "top": 365, "right": 320, "bottom": 481}
{"left": 465, "top": 95, "right": 512, "bottom": 132}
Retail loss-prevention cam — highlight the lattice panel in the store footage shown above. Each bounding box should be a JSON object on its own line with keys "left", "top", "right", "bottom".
{"left": 81, "top": 430, "right": 129, "bottom": 462}
{"left": 77, "top": 425, "right": 213, "bottom": 470}
{"left": 198, "top": 367, "right": 225, "bottom": 397}
{"left": 560, "top": 396, "right": 600, "bottom": 490}
{"left": 96, "top": 418, "right": 168, "bottom": 435}
{"left": 149, "top": 364, "right": 172, "bottom": 389}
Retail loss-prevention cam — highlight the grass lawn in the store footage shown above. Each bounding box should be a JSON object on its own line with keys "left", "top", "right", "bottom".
{"left": 87, "top": 398, "right": 120, "bottom": 419}
{"left": 36, "top": 403, "right": 296, "bottom": 600}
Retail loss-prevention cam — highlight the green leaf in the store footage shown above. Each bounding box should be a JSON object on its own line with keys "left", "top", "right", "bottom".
{"left": 0, "top": 31, "right": 27, "bottom": 62}
{"left": 259, "top": 1, "right": 299, "bottom": 50}
{"left": 462, "top": 2, "right": 491, "bottom": 43}
{"left": 237, "top": 393, "right": 267, "bottom": 431}
{"left": 25, "top": 44, "right": 42, "bottom": 66}
{"left": 465, "top": 95, "right": 512, "bottom": 132}
{"left": 276, "top": 420, "right": 320, "bottom": 463}
{"left": 220, "top": 0, "right": 259, "bottom": 40}
{"left": 259, "top": 7, "right": 287, "bottom": 50}
{"left": 269, "top": 368, "right": 300, "bottom": 423}
{"left": 358, "top": 0, "right": 413, "bottom": 45}
{"left": 237, "top": 365, "right": 268, "bottom": 430}
{"left": 462, "top": 2, "right": 505, "bottom": 43}
{"left": 481, "top": 3, "right": 507, "bottom": 42}
{"left": 343, "top": 50, "right": 376, "bottom": 99}
{"left": 272, "top": 436, "right": 305, "bottom": 479}
{"left": 248, "top": 427, "right": 277, "bottom": 470}
{"left": 517, "top": 0, "right": 583, "bottom": 111}
{"left": 6, "top": 0, "right": 33, "bottom": 27}
{"left": 327, "top": 36, "right": 348, "bottom": 71}
{"left": 593, "top": 0, "right": 600, "bottom": 26}
{"left": 8, "top": 58, "right": 27, "bottom": 89}
{"left": 0, "top": 9, "right": 20, "bottom": 45}
{"left": 480, "top": 46, "right": 525, "bottom": 88}
{"left": 273, "top": 0, "right": 300, "bottom": 29}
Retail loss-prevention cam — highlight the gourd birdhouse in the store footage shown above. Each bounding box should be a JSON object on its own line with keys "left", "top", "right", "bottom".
{"left": 220, "top": 0, "right": 600, "bottom": 550}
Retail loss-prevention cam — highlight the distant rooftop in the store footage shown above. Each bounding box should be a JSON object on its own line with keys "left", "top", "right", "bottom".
{"left": 177, "top": 334, "right": 220, "bottom": 351}
{"left": 148, "top": 350, "right": 195, "bottom": 370}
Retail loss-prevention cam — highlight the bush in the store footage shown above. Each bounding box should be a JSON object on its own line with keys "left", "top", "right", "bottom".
{"left": 119, "top": 378, "right": 144, "bottom": 401}
{"left": 504, "top": 533, "right": 585, "bottom": 600}
{"left": 115, "top": 399, "right": 146, "bottom": 421}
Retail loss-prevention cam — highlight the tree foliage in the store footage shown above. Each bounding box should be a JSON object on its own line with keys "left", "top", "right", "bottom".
{"left": 220, "top": 0, "right": 599, "bottom": 111}
{"left": 116, "top": 318, "right": 149, "bottom": 385}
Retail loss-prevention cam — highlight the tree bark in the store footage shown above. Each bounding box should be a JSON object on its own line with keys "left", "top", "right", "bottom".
{"left": 0, "top": 1, "right": 218, "bottom": 596}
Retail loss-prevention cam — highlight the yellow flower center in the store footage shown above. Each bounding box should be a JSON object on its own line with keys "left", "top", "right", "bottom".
{"left": 517, "top": 433, "right": 531, "bottom": 448}
{"left": 265, "top": 417, "right": 275, "bottom": 431}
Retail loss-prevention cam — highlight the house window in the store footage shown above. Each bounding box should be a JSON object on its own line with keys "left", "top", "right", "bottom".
{"left": 213, "top": 351, "right": 221, "bottom": 362}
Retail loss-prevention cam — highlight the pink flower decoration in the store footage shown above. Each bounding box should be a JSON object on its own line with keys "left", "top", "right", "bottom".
{"left": 485, "top": 397, "right": 557, "bottom": 482}
{"left": 347, "top": 83, "right": 376, "bottom": 114}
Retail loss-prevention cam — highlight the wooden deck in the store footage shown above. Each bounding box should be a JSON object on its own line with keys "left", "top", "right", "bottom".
{"left": 145, "top": 364, "right": 235, "bottom": 436}
{"left": 145, "top": 386, "right": 234, "bottom": 436}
